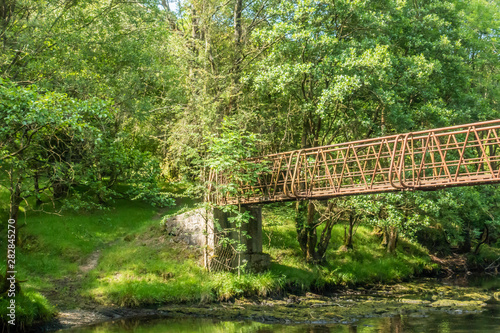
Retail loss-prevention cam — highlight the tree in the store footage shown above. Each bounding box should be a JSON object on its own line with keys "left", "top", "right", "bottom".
{"left": 204, "top": 119, "right": 269, "bottom": 273}
{"left": 294, "top": 199, "right": 346, "bottom": 263}
{"left": 163, "top": 0, "right": 281, "bottom": 179}
{"left": 0, "top": 1, "right": 181, "bottom": 186}
{"left": 0, "top": 79, "right": 109, "bottom": 291}
{"left": 242, "top": 0, "right": 500, "bottom": 260}
{"left": 0, "top": 79, "right": 173, "bottom": 291}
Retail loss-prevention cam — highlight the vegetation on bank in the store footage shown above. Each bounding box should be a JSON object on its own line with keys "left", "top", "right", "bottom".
{"left": 82, "top": 202, "right": 435, "bottom": 307}
{"left": 2, "top": 182, "right": 500, "bottom": 329}
{"left": 1, "top": 190, "right": 434, "bottom": 324}
{"left": 1, "top": 0, "right": 500, "bottom": 329}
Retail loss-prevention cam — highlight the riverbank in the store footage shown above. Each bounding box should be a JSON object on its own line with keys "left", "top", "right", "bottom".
{"left": 1, "top": 194, "right": 498, "bottom": 330}
{"left": 37, "top": 278, "right": 500, "bottom": 331}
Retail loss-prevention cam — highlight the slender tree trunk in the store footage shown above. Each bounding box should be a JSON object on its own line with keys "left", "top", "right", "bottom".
{"left": 295, "top": 201, "right": 308, "bottom": 256}
{"left": 9, "top": 178, "right": 22, "bottom": 245}
{"left": 381, "top": 226, "right": 388, "bottom": 246}
{"left": 474, "top": 226, "right": 489, "bottom": 255}
{"left": 344, "top": 212, "right": 355, "bottom": 249}
{"left": 386, "top": 226, "right": 398, "bottom": 253}
{"left": 295, "top": 201, "right": 320, "bottom": 263}
{"left": 306, "top": 200, "right": 317, "bottom": 262}
{"left": 34, "top": 171, "right": 42, "bottom": 207}
{"left": 233, "top": 0, "right": 243, "bottom": 52}
{"left": 317, "top": 217, "right": 335, "bottom": 261}
{"left": 226, "top": 0, "right": 243, "bottom": 115}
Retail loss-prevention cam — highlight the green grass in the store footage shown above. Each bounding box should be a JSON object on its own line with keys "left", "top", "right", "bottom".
{"left": 80, "top": 203, "right": 434, "bottom": 307}
{"left": 82, "top": 224, "right": 213, "bottom": 306}
{"left": 81, "top": 223, "right": 285, "bottom": 306}
{"left": 263, "top": 204, "right": 435, "bottom": 290}
{"left": 0, "top": 290, "right": 55, "bottom": 329}
{"left": 0, "top": 181, "right": 186, "bottom": 326}
{"left": 1, "top": 184, "right": 438, "bottom": 327}
{"left": 1, "top": 183, "right": 57, "bottom": 328}
{"left": 11, "top": 199, "right": 159, "bottom": 287}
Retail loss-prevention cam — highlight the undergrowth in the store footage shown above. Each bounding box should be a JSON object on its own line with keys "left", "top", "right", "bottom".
{"left": 1, "top": 182, "right": 439, "bottom": 327}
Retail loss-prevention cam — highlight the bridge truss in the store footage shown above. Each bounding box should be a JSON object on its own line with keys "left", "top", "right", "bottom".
{"left": 208, "top": 120, "right": 500, "bottom": 205}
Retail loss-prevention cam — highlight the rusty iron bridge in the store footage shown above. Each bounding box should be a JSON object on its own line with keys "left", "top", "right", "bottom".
{"left": 208, "top": 120, "right": 500, "bottom": 205}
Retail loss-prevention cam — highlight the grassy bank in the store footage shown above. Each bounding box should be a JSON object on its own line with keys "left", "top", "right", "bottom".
{"left": 77, "top": 202, "right": 435, "bottom": 307}
{"left": 1, "top": 191, "right": 437, "bottom": 327}
{"left": 263, "top": 204, "right": 434, "bottom": 290}
{"left": 0, "top": 181, "right": 189, "bottom": 327}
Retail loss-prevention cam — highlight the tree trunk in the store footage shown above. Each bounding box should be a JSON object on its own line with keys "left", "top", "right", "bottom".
{"left": 474, "top": 226, "right": 489, "bottom": 255}
{"left": 34, "top": 171, "right": 42, "bottom": 207}
{"left": 316, "top": 217, "right": 335, "bottom": 262}
{"left": 295, "top": 201, "right": 324, "bottom": 263}
{"left": 306, "top": 201, "right": 317, "bottom": 262}
{"left": 386, "top": 226, "right": 398, "bottom": 253}
{"left": 226, "top": 0, "right": 243, "bottom": 115}
{"left": 295, "top": 201, "right": 308, "bottom": 257}
{"left": 9, "top": 180, "right": 21, "bottom": 245}
{"left": 381, "top": 226, "right": 388, "bottom": 246}
{"left": 344, "top": 213, "right": 355, "bottom": 249}
{"left": 233, "top": 0, "right": 243, "bottom": 50}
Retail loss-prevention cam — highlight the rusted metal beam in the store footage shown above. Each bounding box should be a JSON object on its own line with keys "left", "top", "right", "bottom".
{"left": 209, "top": 120, "right": 500, "bottom": 205}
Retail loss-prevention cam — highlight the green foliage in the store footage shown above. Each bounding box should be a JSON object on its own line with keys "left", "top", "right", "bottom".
{"left": 263, "top": 204, "right": 435, "bottom": 289}
{"left": 0, "top": 1, "right": 499, "bottom": 323}
{"left": 3, "top": 193, "right": 435, "bottom": 318}
{"left": 0, "top": 198, "right": 159, "bottom": 292}
{"left": 80, "top": 202, "right": 433, "bottom": 306}
{"left": 204, "top": 119, "right": 271, "bottom": 272}
{"left": 0, "top": 79, "right": 173, "bottom": 214}
{"left": 209, "top": 271, "right": 285, "bottom": 301}
{"left": 205, "top": 119, "right": 269, "bottom": 198}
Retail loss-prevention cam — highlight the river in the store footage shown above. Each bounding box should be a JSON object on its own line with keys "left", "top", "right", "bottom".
{"left": 59, "top": 278, "right": 500, "bottom": 333}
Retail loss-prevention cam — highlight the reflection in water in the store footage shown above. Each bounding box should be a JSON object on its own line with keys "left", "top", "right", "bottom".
{"left": 63, "top": 305, "right": 500, "bottom": 333}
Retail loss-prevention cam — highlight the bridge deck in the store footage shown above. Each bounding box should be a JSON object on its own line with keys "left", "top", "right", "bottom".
{"left": 208, "top": 120, "right": 500, "bottom": 205}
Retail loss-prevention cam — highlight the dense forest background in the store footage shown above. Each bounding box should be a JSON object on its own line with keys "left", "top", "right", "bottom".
{"left": 1, "top": 1, "right": 500, "bottom": 327}
{"left": 1, "top": 0, "right": 500, "bottom": 277}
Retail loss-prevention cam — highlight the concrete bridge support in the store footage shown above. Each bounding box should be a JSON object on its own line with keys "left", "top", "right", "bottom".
{"left": 213, "top": 205, "right": 270, "bottom": 272}
{"left": 164, "top": 205, "right": 270, "bottom": 273}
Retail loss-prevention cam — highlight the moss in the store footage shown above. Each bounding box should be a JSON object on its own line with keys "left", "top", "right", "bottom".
{"left": 430, "top": 299, "right": 486, "bottom": 308}
{"left": 157, "top": 282, "right": 492, "bottom": 324}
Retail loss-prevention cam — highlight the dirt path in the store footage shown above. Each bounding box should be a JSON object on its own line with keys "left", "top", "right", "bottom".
{"left": 36, "top": 243, "right": 175, "bottom": 332}
{"left": 41, "top": 247, "right": 102, "bottom": 309}
{"left": 38, "top": 248, "right": 109, "bottom": 330}
{"left": 79, "top": 250, "right": 101, "bottom": 274}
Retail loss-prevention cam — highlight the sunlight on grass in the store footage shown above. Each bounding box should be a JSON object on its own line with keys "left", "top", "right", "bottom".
{"left": 263, "top": 204, "right": 435, "bottom": 290}
{"left": 0, "top": 289, "right": 55, "bottom": 327}
{"left": 1, "top": 185, "right": 437, "bottom": 315}
{"left": 0, "top": 198, "right": 159, "bottom": 298}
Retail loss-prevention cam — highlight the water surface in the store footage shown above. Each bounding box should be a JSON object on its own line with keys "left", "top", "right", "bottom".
{"left": 62, "top": 304, "right": 500, "bottom": 333}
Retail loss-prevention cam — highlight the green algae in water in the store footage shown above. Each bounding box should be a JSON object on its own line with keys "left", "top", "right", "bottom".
{"left": 61, "top": 279, "right": 500, "bottom": 332}
{"left": 60, "top": 306, "right": 500, "bottom": 333}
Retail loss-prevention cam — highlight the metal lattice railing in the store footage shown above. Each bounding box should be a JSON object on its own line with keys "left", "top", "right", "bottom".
{"left": 208, "top": 235, "right": 237, "bottom": 272}
{"left": 208, "top": 120, "right": 500, "bottom": 205}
